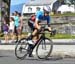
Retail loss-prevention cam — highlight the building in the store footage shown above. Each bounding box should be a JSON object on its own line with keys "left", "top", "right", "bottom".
{"left": 22, "top": 0, "right": 75, "bottom": 15}
{"left": 57, "top": 5, "right": 75, "bottom": 14}
{"left": 22, "top": 0, "right": 56, "bottom": 15}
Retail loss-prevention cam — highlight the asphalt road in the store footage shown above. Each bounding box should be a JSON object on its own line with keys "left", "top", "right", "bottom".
{"left": 0, "top": 50, "right": 75, "bottom": 64}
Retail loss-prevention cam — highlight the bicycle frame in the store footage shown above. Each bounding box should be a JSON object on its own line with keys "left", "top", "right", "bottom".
{"left": 25, "top": 26, "right": 50, "bottom": 51}
{"left": 31, "top": 31, "right": 46, "bottom": 50}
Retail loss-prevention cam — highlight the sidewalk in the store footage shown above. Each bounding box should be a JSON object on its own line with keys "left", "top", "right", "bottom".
{"left": 0, "top": 45, "right": 75, "bottom": 58}
{"left": 0, "top": 39, "right": 75, "bottom": 45}
{"left": 0, "top": 39, "right": 75, "bottom": 58}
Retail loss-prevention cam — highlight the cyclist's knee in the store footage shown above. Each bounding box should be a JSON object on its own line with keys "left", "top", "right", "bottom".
{"left": 32, "top": 29, "right": 38, "bottom": 35}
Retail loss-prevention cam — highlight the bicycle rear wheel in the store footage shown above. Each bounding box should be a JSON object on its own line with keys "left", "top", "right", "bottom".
{"left": 15, "top": 38, "right": 29, "bottom": 59}
{"left": 36, "top": 38, "right": 53, "bottom": 59}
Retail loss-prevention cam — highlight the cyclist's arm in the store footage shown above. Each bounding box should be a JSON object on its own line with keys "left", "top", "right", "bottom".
{"left": 47, "top": 16, "right": 51, "bottom": 31}
{"left": 47, "top": 16, "right": 50, "bottom": 27}
{"left": 34, "top": 18, "right": 40, "bottom": 29}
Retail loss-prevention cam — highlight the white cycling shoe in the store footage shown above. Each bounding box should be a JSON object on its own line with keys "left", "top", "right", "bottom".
{"left": 28, "top": 40, "right": 34, "bottom": 45}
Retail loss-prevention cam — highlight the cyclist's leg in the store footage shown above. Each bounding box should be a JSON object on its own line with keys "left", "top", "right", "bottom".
{"left": 27, "top": 29, "right": 37, "bottom": 57}
{"left": 27, "top": 21, "right": 37, "bottom": 56}
{"left": 28, "top": 22, "right": 42, "bottom": 56}
{"left": 28, "top": 44, "right": 34, "bottom": 57}
{"left": 29, "top": 23, "right": 42, "bottom": 43}
{"left": 27, "top": 28, "right": 40, "bottom": 57}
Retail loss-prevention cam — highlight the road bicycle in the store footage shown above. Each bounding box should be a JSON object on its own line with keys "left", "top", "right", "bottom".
{"left": 15, "top": 25, "right": 56, "bottom": 59}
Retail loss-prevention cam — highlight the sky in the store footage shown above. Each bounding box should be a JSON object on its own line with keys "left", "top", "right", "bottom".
{"left": 11, "top": 0, "right": 28, "bottom": 5}
{"left": 10, "top": 0, "right": 29, "bottom": 14}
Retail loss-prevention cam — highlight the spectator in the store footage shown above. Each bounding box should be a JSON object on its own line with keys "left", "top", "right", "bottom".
{"left": 17, "top": 13, "right": 23, "bottom": 39}
{"left": 9, "top": 17, "right": 15, "bottom": 43}
{"left": 14, "top": 11, "right": 19, "bottom": 38}
{"left": 3, "top": 20, "right": 9, "bottom": 44}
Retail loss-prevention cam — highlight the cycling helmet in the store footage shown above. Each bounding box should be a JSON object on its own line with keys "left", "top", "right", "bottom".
{"left": 43, "top": 6, "right": 51, "bottom": 13}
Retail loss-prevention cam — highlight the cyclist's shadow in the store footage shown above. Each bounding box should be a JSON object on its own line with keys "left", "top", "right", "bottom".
{"left": 16, "top": 56, "right": 63, "bottom": 61}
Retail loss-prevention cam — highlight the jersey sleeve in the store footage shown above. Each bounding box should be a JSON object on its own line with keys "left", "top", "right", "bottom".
{"left": 47, "top": 16, "right": 51, "bottom": 26}
{"left": 36, "top": 11, "right": 43, "bottom": 21}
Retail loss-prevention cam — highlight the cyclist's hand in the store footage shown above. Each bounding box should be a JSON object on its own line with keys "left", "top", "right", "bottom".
{"left": 37, "top": 26, "right": 41, "bottom": 30}
{"left": 48, "top": 27, "right": 51, "bottom": 32}
{"left": 50, "top": 29, "right": 56, "bottom": 37}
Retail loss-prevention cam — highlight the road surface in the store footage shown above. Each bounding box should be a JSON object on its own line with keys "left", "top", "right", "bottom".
{"left": 0, "top": 50, "right": 75, "bottom": 64}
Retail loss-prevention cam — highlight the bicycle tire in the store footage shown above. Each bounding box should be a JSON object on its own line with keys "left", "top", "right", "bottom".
{"left": 36, "top": 38, "right": 53, "bottom": 59}
{"left": 15, "top": 38, "right": 29, "bottom": 59}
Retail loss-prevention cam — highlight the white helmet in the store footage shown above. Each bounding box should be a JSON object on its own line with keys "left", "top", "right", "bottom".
{"left": 43, "top": 5, "right": 51, "bottom": 13}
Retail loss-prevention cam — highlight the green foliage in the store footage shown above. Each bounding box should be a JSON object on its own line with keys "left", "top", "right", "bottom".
{"left": 70, "top": 0, "right": 75, "bottom": 4}
{"left": 2, "top": 0, "right": 10, "bottom": 17}
{"left": 0, "top": 32, "right": 75, "bottom": 39}
{"left": 46, "top": 33, "right": 75, "bottom": 39}
{"left": 51, "top": 13, "right": 75, "bottom": 17}
{"left": 3, "top": 0, "right": 9, "bottom": 5}
{"left": 0, "top": 11, "right": 1, "bottom": 16}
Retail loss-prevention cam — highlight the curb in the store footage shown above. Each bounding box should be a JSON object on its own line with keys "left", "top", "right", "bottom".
{"left": 0, "top": 45, "right": 75, "bottom": 58}
{"left": 0, "top": 39, "right": 75, "bottom": 44}
{"left": 52, "top": 39, "right": 75, "bottom": 43}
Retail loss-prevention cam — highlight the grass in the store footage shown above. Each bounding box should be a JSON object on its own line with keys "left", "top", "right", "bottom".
{"left": 0, "top": 32, "right": 27, "bottom": 40}
{"left": 0, "top": 11, "right": 1, "bottom": 16}
{"left": 46, "top": 33, "right": 75, "bottom": 39}
{"left": 0, "top": 32, "right": 75, "bottom": 40}
{"left": 51, "top": 13, "right": 75, "bottom": 17}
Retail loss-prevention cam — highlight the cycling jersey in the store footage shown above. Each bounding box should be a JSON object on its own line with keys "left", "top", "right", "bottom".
{"left": 36, "top": 10, "right": 50, "bottom": 24}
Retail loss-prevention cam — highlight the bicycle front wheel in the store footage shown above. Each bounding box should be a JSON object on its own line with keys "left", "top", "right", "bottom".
{"left": 15, "top": 38, "right": 29, "bottom": 59}
{"left": 36, "top": 38, "right": 53, "bottom": 59}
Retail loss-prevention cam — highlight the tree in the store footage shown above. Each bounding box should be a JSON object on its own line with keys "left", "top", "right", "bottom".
{"left": 2, "top": 0, "right": 10, "bottom": 17}
{"left": 2, "top": 0, "right": 10, "bottom": 24}
{"left": 70, "top": 0, "right": 75, "bottom": 12}
{"left": 52, "top": 0, "right": 65, "bottom": 14}
{"left": 1, "top": 0, "right": 10, "bottom": 32}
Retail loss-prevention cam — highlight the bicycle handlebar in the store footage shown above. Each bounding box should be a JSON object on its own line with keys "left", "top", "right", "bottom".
{"left": 39, "top": 27, "right": 56, "bottom": 37}
{"left": 39, "top": 22, "right": 68, "bottom": 25}
{"left": 39, "top": 23, "right": 50, "bottom": 25}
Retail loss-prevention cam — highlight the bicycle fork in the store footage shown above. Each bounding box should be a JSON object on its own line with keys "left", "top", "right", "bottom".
{"left": 41, "top": 33, "right": 46, "bottom": 50}
{"left": 42, "top": 39, "right": 46, "bottom": 50}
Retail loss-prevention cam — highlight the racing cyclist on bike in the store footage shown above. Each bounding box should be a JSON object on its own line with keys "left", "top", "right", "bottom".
{"left": 28, "top": 6, "right": 52, "bottom": 57}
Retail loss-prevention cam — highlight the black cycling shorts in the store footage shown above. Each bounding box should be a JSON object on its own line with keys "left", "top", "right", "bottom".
{"left": 28, "top": 20, "right": 35, "bottom": 31}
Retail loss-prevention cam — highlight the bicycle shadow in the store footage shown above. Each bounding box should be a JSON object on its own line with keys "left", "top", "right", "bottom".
{"left": 16, "top": 56, "right": 63, "bottom": 61}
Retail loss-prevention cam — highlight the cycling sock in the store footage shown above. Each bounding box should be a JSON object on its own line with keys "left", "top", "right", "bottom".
{"left": 29, "top": 44, "right": 34, "bottom": 49}
{"left": 33, "top": 40, "right": 37, "bottom": 44}
{"left": 28, "top": 44, "right": 34, "bottom": 55}
{"left": 28, "top": 34, "right": 33, "bottom": 40}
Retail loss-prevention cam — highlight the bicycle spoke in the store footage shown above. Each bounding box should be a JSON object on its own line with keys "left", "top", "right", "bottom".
{"left": 15, "top": 38, "right": 29, "bottom": 59}
{"left": 36, "top": 38, "right": 53, "bottom": 59}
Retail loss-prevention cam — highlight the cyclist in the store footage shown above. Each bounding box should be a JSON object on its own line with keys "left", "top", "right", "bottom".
{"left": 28, "top": 5, "right": 52, "bottom": 57}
